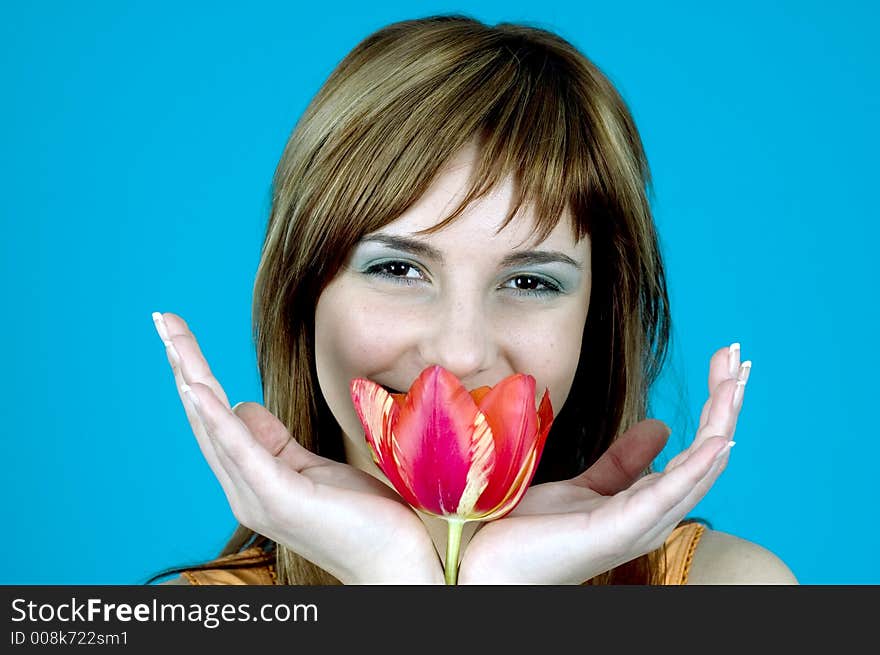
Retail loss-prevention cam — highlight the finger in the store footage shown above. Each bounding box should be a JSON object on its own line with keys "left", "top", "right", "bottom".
{"left": 189, "top": 383, "right": 333, "bottom": 542}
{"left": 696, "top": 395, "right": 713, "bottom": 438}
{"left": 668, "top": 440, "right": 733, "bottom": 519}
{"left": 185, "top": 382, "right": 312, "bottom": 500}
{"left": 161, "top": 312, "right": 232, "bottom": 409}
{"left": 695, "top": 377, "right": 744, "bottom": 446}
{"left": 701, "top": 342, "right": 751, "bottom": 423}
{"left": 708, "top": 343, "right": 739, "bottom": 396}
{"left": 152, "top": 312, "right": 207, "bottom": 412}
{"left": 152, "top": 312, "right": 235, "bottom": 492}
{"left": 671, "top": 359, "right": 750, "bottom": 470}
{"left": 153, "top": 312, "right": 231, "bottom": 476}
{"left": 665, "top": 390, "right": 737, "bottom": 471}
{"left": 625, "top": 436, "right": 728, "bottom": 523}
{"left": 699, "top": 342, "right": 741, "bottom": 427}
{"left": 232, "top": 401, "right": 323, "bottom": 472}
{"left": 571, "top": 419, "right": 670, "bottom": 495}
{"left": 641, "top": 440, "right": 734, "bottom": 547}
{"left": 696, "top": 344, "right": 737, "bottom": 427}
{"left": 184, "top": 383, "right": 289, "bottom": 534}
{"left": 665, "top": 381, "right": 736, "bottom": 471}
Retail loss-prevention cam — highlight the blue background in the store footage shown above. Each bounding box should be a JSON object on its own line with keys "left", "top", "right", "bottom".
{"left": 2, "top": 1, "right": 877, "bottom": 584}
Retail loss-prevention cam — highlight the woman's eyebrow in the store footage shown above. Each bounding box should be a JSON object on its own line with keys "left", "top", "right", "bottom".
{"left": 359, "top": 233, "right": 584, "bottom": 270}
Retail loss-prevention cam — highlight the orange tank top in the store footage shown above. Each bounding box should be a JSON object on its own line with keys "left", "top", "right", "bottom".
{"left": 179, "top": 522, "right": 706, "bottom": 586}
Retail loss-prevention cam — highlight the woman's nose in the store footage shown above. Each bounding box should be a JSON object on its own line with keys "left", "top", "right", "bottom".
{"left": 418, "top": 297, "right": 495, "bottom": 383}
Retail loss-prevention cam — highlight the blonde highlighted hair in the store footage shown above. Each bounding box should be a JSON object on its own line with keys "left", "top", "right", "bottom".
{"left": 160, "top": 14, "right": 674, "bottom": 585}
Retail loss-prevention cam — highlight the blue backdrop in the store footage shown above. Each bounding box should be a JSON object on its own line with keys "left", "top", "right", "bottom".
{"left": 2, "top": 0, "right": 877, "bottom": 584}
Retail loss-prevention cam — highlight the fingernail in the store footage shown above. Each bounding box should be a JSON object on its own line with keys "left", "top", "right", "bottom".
{"left": 182, "top": 384, "right": 204, "bottom": 420}
{"left": 164, "top": 339, "right": 181, "bottom": 367}
{"left": 732, "top": 380, "right": 746, "bottom": 411}
{"left": 152, "top": 312, "right": 169, "bottom": 341}
{"left": 152, "top": 312, "right": 181, "bottom": 367}
{"left": 738, "top": 360, "right": 752, "bottom": 384}
{"left": 728, "top": 343, "right": 741, "bottom": 378}
{"left": 714, "top": 440, "right": 735, "bottom": 462}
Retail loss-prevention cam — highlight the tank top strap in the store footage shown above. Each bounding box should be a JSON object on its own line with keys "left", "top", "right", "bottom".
{"left": 663, "top": 522, "right": 706, "bottom": 585}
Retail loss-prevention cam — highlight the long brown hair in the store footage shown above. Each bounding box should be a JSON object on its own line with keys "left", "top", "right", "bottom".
{"left": 151, "top": 14, "right": 675, "bottom": 585}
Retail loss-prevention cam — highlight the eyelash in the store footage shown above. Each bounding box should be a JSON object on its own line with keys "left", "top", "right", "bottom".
{"left": 363, "top": 261, "right": 562, "bottom": 298}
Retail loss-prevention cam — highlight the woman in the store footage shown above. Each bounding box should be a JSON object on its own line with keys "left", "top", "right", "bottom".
{"left": 148, "top": 14, "right": 796, "bottom": 585}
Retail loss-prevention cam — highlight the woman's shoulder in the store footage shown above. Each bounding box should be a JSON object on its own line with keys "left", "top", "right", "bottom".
{"left": 686, "top": 527, "right": 798, "bottom": 584}
{"left": 159, "top": 575, "right": 190, "bottom": 585}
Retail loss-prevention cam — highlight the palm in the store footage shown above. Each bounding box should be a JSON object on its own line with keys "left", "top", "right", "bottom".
{"left": 506, "top": 479, "right": 605, "bottom": 516}
{"left": 235, "top": 403, "right": 441, "bottom": 571}
{"left": 462, "top": 470, "right": 685, "bottom": 584}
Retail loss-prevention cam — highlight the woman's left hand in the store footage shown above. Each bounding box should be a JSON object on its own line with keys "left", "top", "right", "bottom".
{"left": 458, "top": 344, "right": 750, "bottom": 584}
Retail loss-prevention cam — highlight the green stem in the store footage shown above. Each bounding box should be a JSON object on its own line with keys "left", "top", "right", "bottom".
{"left": 444, "top": 518, "right": 465, "bottom": 585}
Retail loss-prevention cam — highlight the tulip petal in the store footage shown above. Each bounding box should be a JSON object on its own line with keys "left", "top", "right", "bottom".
{"left": 476, "top": 446, "right": 539, "bottom": 521}
{"left": 468, "top": 386, "right": 492, "bottom": 405}
{"left": 393, "top": 366, "right": 496, "bottom": 517}
{"left": 475, "top": 388, "right": 553, "bottom": 520}
{"left": 349, "top": 378, "right": 421, "bottom": 508}
{"left": 455, "top": 410, "right": 495, "bottom": 516}
{"left": 472, "top": 374, "right": 538, "bottom": 511}
{"left": 536, "top": 388, "right": 553, "bottom": 444}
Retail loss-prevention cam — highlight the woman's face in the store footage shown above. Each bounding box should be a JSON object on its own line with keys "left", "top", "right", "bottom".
{"left": 314, "top": 144, "right": 592, "bottom": 477}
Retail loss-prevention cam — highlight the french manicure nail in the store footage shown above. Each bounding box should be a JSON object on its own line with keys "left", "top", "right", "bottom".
{"left": 728, "top": 343, "right": 741, "bottom": 378}
{"left": 732, "top": 380, "right": 746, "bottom": 410}
{"left": 152, "top": 312, "right": 181, "bottom": 367}
{"left": 152, "top": 311, "right": 169, "bottom": 341}
{"left": 164, "top": 339, "right": 181, "bottom": 367}
{"left": 713, "top": 440, "right": 735, "bottom": 462}
{"left": 181, "top": 384, "right": 205, "bottom": 421}
{"left": 738, "top": 360, "right": 752, "bottom": 384}
{"left": 181, "top": 383, "right": 197, "bottom": 404}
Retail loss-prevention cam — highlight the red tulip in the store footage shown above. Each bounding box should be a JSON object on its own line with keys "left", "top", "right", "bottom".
{"left": 349, "top": 365, "right": 554, "bottom": 583}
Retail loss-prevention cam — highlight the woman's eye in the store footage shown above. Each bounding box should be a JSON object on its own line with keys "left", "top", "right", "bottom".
{"left": 364, "top": 261, "right": 425, "bottom": 285}
{"left": 363, "top": 261, "right": 561, "bottom": 297}
{"left": 502, "top": 275, "right": 562, "bottom": 297}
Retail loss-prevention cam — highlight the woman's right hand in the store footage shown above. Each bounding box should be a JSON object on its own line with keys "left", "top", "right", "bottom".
{"left": 152, "top": 312, "right": 444, "bottom": 584}
{"left": 457, "top": 344, "right": 748, "bottom": 584}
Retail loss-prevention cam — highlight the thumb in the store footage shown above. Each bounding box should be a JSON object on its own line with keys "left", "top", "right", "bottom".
{"left": 232, "top": 401, "right": 320, "bottom": 469}
{"left": 571, "top": 418, "right": 670, "bottom": 495}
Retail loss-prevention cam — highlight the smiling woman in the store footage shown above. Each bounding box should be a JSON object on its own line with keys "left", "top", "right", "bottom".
{"left": 314, "top": 145, "right": 591, "bottom": 568}
{"left": 148, "top": 13, "right": 796, "bottom": 586}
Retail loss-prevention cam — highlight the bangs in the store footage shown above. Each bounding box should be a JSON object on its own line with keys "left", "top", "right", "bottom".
{"left": 405, "top": 38, "right": 595, "bottom": 246}
{"left": 307, "top": 24, "right": 601, "bottom": 248}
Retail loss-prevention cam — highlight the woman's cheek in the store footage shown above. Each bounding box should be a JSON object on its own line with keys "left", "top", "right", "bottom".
{"left": 345, "top": 301, "right": 405, "bottom": 359}
{"left": 518, "top": 314, "right": 583, "bottom": 414}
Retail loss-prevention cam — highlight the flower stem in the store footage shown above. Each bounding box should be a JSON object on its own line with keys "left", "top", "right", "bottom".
{"left": 444, "top": 518, "right": 465, "bottom": 585}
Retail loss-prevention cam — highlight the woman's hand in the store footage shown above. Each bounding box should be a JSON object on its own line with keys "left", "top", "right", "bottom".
{"left": 152, "top": 312, "right": 444, "bottom": 584}
{"left": 458, "top": 344, "right": 750, "bottom": 584}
